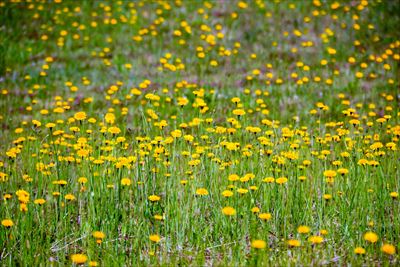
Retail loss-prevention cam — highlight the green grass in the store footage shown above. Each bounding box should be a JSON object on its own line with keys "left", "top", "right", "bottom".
{"left": 0, "top": 0, "right": 399, "bottom": 266}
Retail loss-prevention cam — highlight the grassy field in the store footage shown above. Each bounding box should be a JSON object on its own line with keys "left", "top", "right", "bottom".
{"left": 0, "top": 0, "right": 399, "bottom": 266}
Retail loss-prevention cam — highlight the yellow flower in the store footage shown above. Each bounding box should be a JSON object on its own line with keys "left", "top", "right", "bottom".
{"left": 297, "top": 225, "right": 310, "bottom": 234}
{"left": 320, "top": 229, "right": 328, "bottom": 235}
{"left": 1, "top": 219, "right": 13, "bottom": 228}
{"left": 221, "top": 190, "right": 233, "bottom": 197}
{"left": 263, "top": 177, "right": 275, "bottom": 183}
{"left": 154, "top": 214, "right": 164, "bottom": 221}
{"left": 232, "top": 109, "right": 246, "bottom": 116}
{"left": 121, "top": 178, "right": 131, "bottom": 186}
{"left": 354, "top": 247, "right": 366, "bottom": 255}
{"left": 323, "top": 170, "right": 337, "bottom": 178}
{"left": 258, "top": 213, "right": 272, "bottom": 220}
{"left": 237, "top": 1, "right": 248, "bottom": 9}
{"left": 78, "top": 177, "right": 88, "bottom": 184}
{"left": 149, "top": 234, "right": 161, "bottom": 243}
{"left": 251, "top": 240, "right": 266, "bottom": 249}
{"left": 251, "top": 207, "right": 260, "bottom": 213}
{"left": 275, "top": 177, "right": 288, "bottom": 185}
{"left": 108, "top": 126, "right": 121, "bottom": 135}
{"left": 93, "top": 231, "right": 105, "bottom": 239}
{"left": 74, "top": 112, "right": 87, "bottom": 121}
{"left": 34, "top": 199, "right": 46, "bottom": 205}
{"left": 308, "top": 235, "right": 324, "bottom": 244}
{"left": 148, "top": 195, "right": 161, "bottom": 202}
{"left": 196, "top": 188, "right": 209, "bottom": 196}
{"left": 222, "top": 206, "right": 236, "bottom": 216}
{"left": 287, "top": 239, "right": 301, "bottom": 247}
{"left": 337, "top": 168, "right": 349, "bottom": 175}
{"left": 381, "top": 243, "right": 396, "bottom": 255}
{"left": 390, "top": 192, "right": 398, "bottom": 199}
{"left": 228, "top": 174, "right": 240, "bottom": 181}
{"left": 71, "top": 254, "right": 87, "bottom": 264}
{"left": 363, "top": 231, "right": 378, "bottom": 243}
{"left": 236, "top": 188, "right": 248, "bottom": 194}
{"left": 20, "top": 203, "right": 28, "bottom": 212}
{"left": 65, "top": 194, "right": 76, "bottom": 201}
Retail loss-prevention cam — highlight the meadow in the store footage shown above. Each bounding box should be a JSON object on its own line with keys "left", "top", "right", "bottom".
{"left": 0, "top": 0, "right": 399, "bottom": 266}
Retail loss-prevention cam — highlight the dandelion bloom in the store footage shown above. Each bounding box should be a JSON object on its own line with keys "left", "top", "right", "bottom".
{"left": 93, "top": 231, "right": 105, "bottom": 244}
{"left": 93, "top": 231, "right": 105, "bottom": 239}
{"left": 34, "top": 198, "right": 46, "bottom": 205}
{"left": 78, "top": 177, "right": 88, "bottom": 184}
{"left": 275, "top": 177, "right": 288, "bottom": 185}
{"left": 258, "top": 213, "right": 272, "bottom": 220}
{"left": 221, "top": 190, "right": 233, "bottom": 197}
{"left": 71, "top": 254, "right": 87, "bottom": 264}
{"left": 74, "top": 112, "right": 87, "bottom": 121}
{"left": 251, "top": 207, "right": 260, "bottom": 213}
{"left": 222, "top": 206, "right": 236, "bottom": 216}
{"left": 297, "top": 225, "right": 310, "bottom": 234}
{"left": 323, "top": 170, "right": 337, "bottom": 178}
{"left": 149, "top": 234, "right": 161, "bottom": 243}
{"left": 108, "top": 126, "right": 121, "bottom": 135}
{"left": 121, "top": 178, "right": 131, "bottom": 186}
{"left": 65, "top": 194, "right": 76, "bottom": 201}
{"left": 337, "top": 168, "right": 349, "bottom": 175}
{"left": 308, "top": 236, "right": 324, "bottom": 244}
{"left": 228, "top": 174, "right": 240, "bottom": 181}
{"left": 363, "top": 231, "right": 378, "bottom": 243}
{"left": 263, "top": 177, "right": 275, "bottom": 183}
{"left": 251, "top": 240, "right": 266, "bottom": 249}
{"left": 154, "top": 214, "right": 163, "bottom": 221}
{"left": 390, "top": 192, "right": 398, "bottom": 199}
{"left": 148, "top": 195, "right": 161, "bottom": 202}
{"left": 381, "top": 244, "right": 396, "bottom": 255}
{"left": 320, "top": 229, "right": 328, "bottom": 235}
{"left": 196, "top": 188, "right": 209, "bottom": 196}
{"left": 236, "top": 188, "right": 248, "bottom": 194}
{"left": 1, "top": 219, "right": 13, "bottom": 228}
{"left": 354, "top": 247, "right": 366, "bottom": 255}
{"left": 287, "top": 239, "right": 301, "bottom": 247}
{"left": 232, "top": 109, "right": 246, "bottom": 116}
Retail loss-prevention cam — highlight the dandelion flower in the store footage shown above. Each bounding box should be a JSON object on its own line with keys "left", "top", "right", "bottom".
{"left": 93, "top": 231, "right": 105, "bottom": 244}
{"left": 308, "top": 235, "right": 324, "bottom": 244}
{"left": 222, "top": 206, "right": 236, "bottom": 216}
{"left": 121, "top": 178, "right": 131, "bottom": 186}
{"left": 363, "top": 231, "right": 378, "bottom": 243}
{"left": 34, "top": 199, "right": 46, "bottom": 205}
{"left": 65, "top": 194, "right": 76, "bottom": 201}
{"left": 149, "top": 234, "right": 161, "bottom": 243}
{"left": 71, "top": 254, "right": 87, "bottom": 265}
{"left": 287, "top": 239, "right": 301, "bottom": 247}
{"left": 258, "top": 213, "right": 272, "bottom": 220}
{"left": 251, "top": 240, "right": 266, "bottom": 249}
{"left": 74, "top": 112, "right": 87, "bottom": 121}
{"left": 354, "top": 247, "right": 366, "bottom": 255}
{"left": 381, "top": 243, "right": 396, "bottom": 255}
{"left": 196, "top": 188, "right": 209, "bottom": 196}
{"left": 148, "top": 195, "right": 161, "bottom": 202}
{"left": 275, "top": 177, "right": 288, "bottom": 185}
{"left": 1, "top": 219, "right": 13, "bottom": 228}
{"left": 221, "top": 190, "right": 233, "bottom": 197}
{"left": 297, "top": 225, "right": 310, "bottom": 234}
